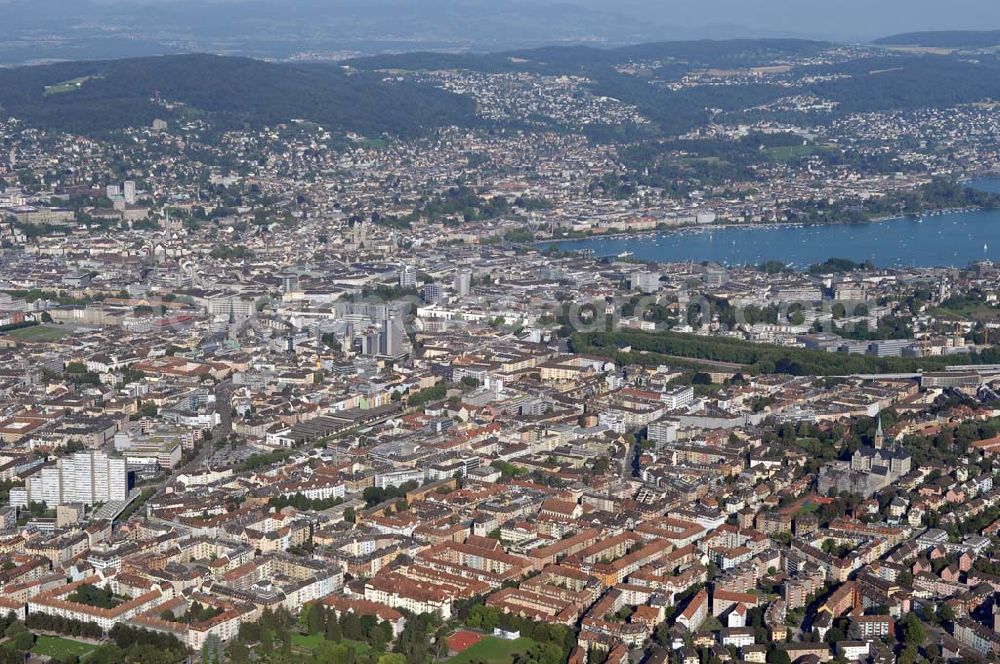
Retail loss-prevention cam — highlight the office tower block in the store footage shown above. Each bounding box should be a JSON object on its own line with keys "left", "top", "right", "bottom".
{"left": 454, "top": 268, "right": 472, "bottom": 298}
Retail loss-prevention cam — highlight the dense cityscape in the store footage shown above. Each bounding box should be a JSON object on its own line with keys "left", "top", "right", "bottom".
{"left": 3, "top": 25, "right": 1000, "bottom": 664}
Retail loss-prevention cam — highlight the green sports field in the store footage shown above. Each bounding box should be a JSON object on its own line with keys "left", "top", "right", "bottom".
{"left": 446, "top": 636, "right": 537, "bottom": 664}
{"left": 31, "top": 635, "right": 95, "bottom": 659}
{"left": 2, "top": 325, "right": 70, "bottom": 342}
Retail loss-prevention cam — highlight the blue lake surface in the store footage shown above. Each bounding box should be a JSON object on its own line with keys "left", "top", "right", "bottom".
{"left": 544, "top": 179, "right": 1000, "bottom": 268}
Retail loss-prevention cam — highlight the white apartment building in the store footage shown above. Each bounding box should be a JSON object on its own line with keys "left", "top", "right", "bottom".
{"left": 661, "top": 386, "right": 694, "bottom": 411}
{"left": 18, "top": 451, "right": 128, "bottom": 507}
{"left": 647, "top": 418, "right": 679, "bottom": 445}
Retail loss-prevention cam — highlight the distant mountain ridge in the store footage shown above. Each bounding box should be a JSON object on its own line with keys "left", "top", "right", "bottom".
{"left": 345, "top": 38, "right": 832, "bottom": 74}
{"left": 875, "top": 30, "right": 1000, "bottom": 48}
{"left": 0, "top": 0, "right": 680, "bottom": 65}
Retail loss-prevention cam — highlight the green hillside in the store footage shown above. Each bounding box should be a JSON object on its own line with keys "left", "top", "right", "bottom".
{"left": 0, "top": 54, "right": 478, "bottom": 136}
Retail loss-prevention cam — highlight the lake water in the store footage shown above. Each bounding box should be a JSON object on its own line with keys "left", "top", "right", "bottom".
{"left": 544, "top": 179, "right": 1000, "bottom": 268}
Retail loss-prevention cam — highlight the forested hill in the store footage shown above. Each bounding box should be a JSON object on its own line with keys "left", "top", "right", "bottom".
{"left": 346, "top": 40, "right": 1000, "bottom": 138}
{"left": 0, "top": 54, "right": 478, "bottom": 136}
{"left": 875, "top": 30, "right": 1000, "bottom": 48}
{"left": 6, "top": 40, "right": 1000, "bottom": 140}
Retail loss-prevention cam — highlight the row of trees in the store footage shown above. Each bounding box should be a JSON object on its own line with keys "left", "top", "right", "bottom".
{"left": 82, "top": 633, "right": 187, "bottom": 664}
{"left": 239, "top": 449, "right": 292, "bottom": 471}
{"left": 407, "top": 383, "right": 447, "bottom": 407}
{"left": 169, "top": 601, "right": 224, "bottom": 625}
{"left": 227, "top": 605, "right": 435, "bottom": 664}
{"left": 0, "top": 320, "right": 38, "bottom": 334}
{"left": 25, "top": 612, "right": 103, "bottom": 639}
{"left": 269, "top": 492, "right": 344, "bottom": 511}
{"left": 228, "top": 606, "right": 296, "bottom": 664}
{"left": 362, "top": 481, "right": 419, "bottom": 508}
{"left": 301, "top": 602, "right": 394, "bottom": 650}
{"left": 11, "top": 619, "right": 187, "bottom": 664}
{"left": 572, "top": 328, "right": 969, "bottom": 377}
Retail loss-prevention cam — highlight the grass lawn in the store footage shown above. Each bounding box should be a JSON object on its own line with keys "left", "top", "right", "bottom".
{"left": 290, "top": 633, "right": 370, "bottom": 656}
{"left": 446, "top": 636, "right": 537, "bottom": 664}
{"left": 765, "top": 144, "right": 823, "bottom": 163}
{"left": 43, "top": 76, "right": 100, "bottom": 96}
{"left": 795, "top": 501, "right": 821, "bottom": 515}
{"left": 701, "top": 615, "right": 724, "bottom": 632}
{"left": 32, "top": 635, "right": 95, "bottom": 659}
{"left": 678, "top": 156, "right": 725, "bottom": 167}
{"left": 290, "top": 632, "right": 324, "bottom": 651}
{"left": 2, "top": 325, "right": 70, "bottom": 342}
{"left": 930, "top": 303, "right": 1000, "bottom": 322}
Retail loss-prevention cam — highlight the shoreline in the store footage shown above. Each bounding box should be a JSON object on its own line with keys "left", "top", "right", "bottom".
{"left": 538, "top": 206, "right": 988, "bottom": 250}
{"left": 539, "top": 206, "right": 985, "bottom": 247}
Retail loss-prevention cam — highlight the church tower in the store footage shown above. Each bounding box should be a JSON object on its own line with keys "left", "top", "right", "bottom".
{"left": 874, "top": 415, "right": 884, "bottom": 450}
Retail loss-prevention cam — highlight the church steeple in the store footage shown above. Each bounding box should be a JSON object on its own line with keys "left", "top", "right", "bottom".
{"left": 874, "top": 415, "right": 884, "bottom": 450}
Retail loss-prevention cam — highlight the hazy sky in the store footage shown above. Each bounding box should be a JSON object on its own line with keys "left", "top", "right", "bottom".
{"left": 581, "top": 0, "right": 1000, "bottom": 40}
{"left": 7, "top": 0, "right": 1000, "bottom": 44}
